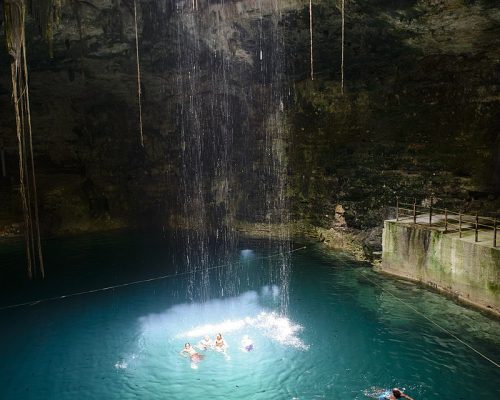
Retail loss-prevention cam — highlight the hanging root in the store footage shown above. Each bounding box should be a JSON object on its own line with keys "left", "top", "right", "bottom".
{"left": 309, "top": 0, "right": 314, "bottom": 81}
{"left": 341, "top": 0, "right": 345, "bottom": 94}
{"left": 4, "top": 0, "right": 45, "bottom": 279}
{"left": 23, "top": 21, "right": 45, "bottom": 278}
{"left": 133, "top": 0, "right": 144, "bottom": 147}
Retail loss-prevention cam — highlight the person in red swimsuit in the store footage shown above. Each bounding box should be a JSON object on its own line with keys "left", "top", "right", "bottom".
{"left": 180, "top": 342, "right": 204, "bottom": 362}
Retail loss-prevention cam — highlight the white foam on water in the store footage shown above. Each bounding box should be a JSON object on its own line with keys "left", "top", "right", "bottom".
{"left": 114, "top": 353, "right": 139, "bottom": 370}
{"left": 114, "top": 360, "right": 128, "bottom": 369}
{"left": 177, "top": 311, "right": 308, "bottom": 350}
{"left": 254, "top": 312, "right": 309, "bottom": 350}
{"left": 137, "top": 289, "right": 309, "bottom": 351}
{"left": 179, "top": 318, "right": 249, "bottom": 338}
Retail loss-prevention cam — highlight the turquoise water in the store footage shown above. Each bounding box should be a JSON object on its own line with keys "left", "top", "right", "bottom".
{"left": 0, "top": 231, "right": 499, "bottom": 399}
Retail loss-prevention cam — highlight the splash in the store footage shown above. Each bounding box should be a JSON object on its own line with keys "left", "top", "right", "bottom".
{"left": 114, "top": 354, "right": 138, "bottom": 370}
{"left": 177, "top": 311, "right": 309, "bottom": 350}
{"left": 138, "top": 289, "right": 308, "bottom": 350}
{"left": 254, "top": 312, "right": 309, "bottom": 350}
{"left": 114, "top": 360, "right": 128, "bottom": 370}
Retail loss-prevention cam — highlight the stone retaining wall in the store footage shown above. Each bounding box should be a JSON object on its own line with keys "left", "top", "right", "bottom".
{"left": 380, "top": 220, "right": 500, "bottom": 315}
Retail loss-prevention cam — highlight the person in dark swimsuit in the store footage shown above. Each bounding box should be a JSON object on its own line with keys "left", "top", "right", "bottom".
{"left": 241, "top": 335, "right": 254, "bottom": 352}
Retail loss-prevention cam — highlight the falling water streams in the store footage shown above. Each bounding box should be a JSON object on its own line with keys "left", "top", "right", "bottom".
{"left": 172, "top": 0, "right": 291, "bottom": 311}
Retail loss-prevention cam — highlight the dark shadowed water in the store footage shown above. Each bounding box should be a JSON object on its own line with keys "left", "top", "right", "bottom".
{"left": 0, "top": 230, "right": 499, "bottom": 399}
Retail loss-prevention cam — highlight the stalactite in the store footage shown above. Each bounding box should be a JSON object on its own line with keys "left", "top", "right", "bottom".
{"left": 133, "top": 0, "right": 144, "bottom": 147}
{"left": 341, "top": 0, "right": 345, "bottom": 94}
{"left": 4, "top": 0, "right": 45, "bottom": 279}
{"left": 30, "top": 0, "right": 63, "bottom": 58}
{"left": 309, "top": 0, "right": 314, "bottom": 80}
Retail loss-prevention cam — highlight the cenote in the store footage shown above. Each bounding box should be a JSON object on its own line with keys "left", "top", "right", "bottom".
{"left": 1, "top": 1, "right": 500, "bottom": 399}
{"left": 0, "top": 231, "right": 499, "bottom": 399}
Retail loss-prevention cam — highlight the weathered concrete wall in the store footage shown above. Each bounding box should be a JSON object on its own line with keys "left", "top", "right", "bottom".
{"left": 380, "top": 220, "right": 500, "bottom": 315}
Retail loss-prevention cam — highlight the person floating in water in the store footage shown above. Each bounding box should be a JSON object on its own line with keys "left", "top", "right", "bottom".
{"left": 379, "top": 388, "right": 414, "bottom": 400}
{"left": 214, "top": 333, "right": 231, "bottom": 360}
{"left": 241, "top": 335, "right": 254, "bottom": 352}
{"left": 198, "top": 335, "right": 213, "bottom": 350}
{"left": 215, "top": 333, "right": 226, "bottom": 351}
{"left": 180, "top": 343, "right": 204, "bottom": 363}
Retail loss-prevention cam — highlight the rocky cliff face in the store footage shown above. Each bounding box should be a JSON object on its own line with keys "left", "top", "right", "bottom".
{"left": 285, "top": 0, "right": 500, "bottom": 231}
{"left": 0, "top": 0, "right": 499, "bottom": 239}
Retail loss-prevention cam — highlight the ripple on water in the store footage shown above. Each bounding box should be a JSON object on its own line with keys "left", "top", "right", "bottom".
{"left": 1, "top": 243, "right": 500, "bottom": 399}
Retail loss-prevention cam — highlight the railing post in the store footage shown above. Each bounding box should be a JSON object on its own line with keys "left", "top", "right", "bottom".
{"left": 494, "top": 218, "right": 497, "bottom": 247}
{"left": 429, "top": 195, "right": 433, "bottom": 227}
{"left": 444, "top": 209, "right": 448, "bottom": 233}
{"left": 475, "top": 213, "right": 479, "bottom": 242}
{"left": 396, "top": 196, "right": 399, "bottom": 222}
{"left": 459, "top": 213, "right": 462, "bottom": 238}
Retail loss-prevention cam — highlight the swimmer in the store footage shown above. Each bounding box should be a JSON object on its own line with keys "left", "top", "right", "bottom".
{"left": 241, "top": 335, "right": 254, "bottom": 352}
{"left": 198, "top": 335, "right": 213, "bottom": 350}
{"left": 180, "top": 343, "right": 205, "bottom": 363}
{"left": 215, "top": 333, "right": 230, "bottom": 359}
{"left": 215, "top": 333, "right": 226, "bottom": 350}
{"left": 379, "top": 388, "right": 414, "bottom": 400}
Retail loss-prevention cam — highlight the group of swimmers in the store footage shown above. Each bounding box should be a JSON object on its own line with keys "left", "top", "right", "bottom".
{"left": 180, "top": 333, "right": 254, "bottom": 363}
{"left": 180, "top": 338, "right": 414, "bottom": 399}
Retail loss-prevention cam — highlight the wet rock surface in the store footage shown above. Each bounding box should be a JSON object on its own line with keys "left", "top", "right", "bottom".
{"left": 0, "top": 0, "right": 499, "bottom": 243}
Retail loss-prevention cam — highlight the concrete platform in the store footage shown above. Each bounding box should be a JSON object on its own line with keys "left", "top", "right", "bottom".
{"left": 393, "top": 213, "right": 498, "bottom": 249}
{"left": 381, "top": 219, "right": 500, "bottom": 316}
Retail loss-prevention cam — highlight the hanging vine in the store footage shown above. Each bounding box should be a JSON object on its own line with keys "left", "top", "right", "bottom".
{"left": 29, "top": 0, "right": 63, "bottom": 57}
{"left": 309, "top": 0, "right": 314, "bottom": 80}
{"left": 133, "top": 0, "right": 144, "bottom": 147}
{"left": 341, "top": 0, "right": 345, "bottom": 94}
{"left": 4, "top": 0, "right": 45, "bottom": 279}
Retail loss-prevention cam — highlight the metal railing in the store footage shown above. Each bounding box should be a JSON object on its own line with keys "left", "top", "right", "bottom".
{"left": 395, "top": 196, "right": 498, "bottom": 248}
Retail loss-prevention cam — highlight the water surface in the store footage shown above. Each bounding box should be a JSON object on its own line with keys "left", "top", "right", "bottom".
{"left": 0, "top": 231, "right": 499, "bottom": 399}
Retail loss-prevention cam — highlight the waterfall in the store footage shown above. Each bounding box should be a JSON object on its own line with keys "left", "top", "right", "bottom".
{"left": 257, "top": 0, "right": 291, "bottom": 315}
{"left": 170, "top": 0, "right": 291, "bottom": 312}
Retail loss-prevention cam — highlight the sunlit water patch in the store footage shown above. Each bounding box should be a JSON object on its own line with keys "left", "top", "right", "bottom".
{"left": 139, "top": 288, "right": 307, "bottom": 349}
{"left": 116, "top": 288, "right": 308, "bottom": 377}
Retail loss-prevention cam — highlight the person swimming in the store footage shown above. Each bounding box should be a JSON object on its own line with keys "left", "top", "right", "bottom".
{"left": 198, "top": 335, "right": 213, "bottom": 350}
{"left": 180, "top": 343, "right": 204, "bottom": 362}
{"left": 214, "top": 333, "right": 231, "bottom": 360}
{"left": 379, "top": 388, "right": 414, "bottom": 400}
{"left": 215, "top": 333, "right": 226, "bottom": 350}
{"left": 241, "top": 335, "right": 254, "bottom": 352}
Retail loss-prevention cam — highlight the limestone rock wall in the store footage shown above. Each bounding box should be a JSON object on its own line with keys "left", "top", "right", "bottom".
{"left": 0, "top": 0, "right": 499, "bottom": 237}
{"left": 285, "top": 0, "right": 500, "bottom": 231}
